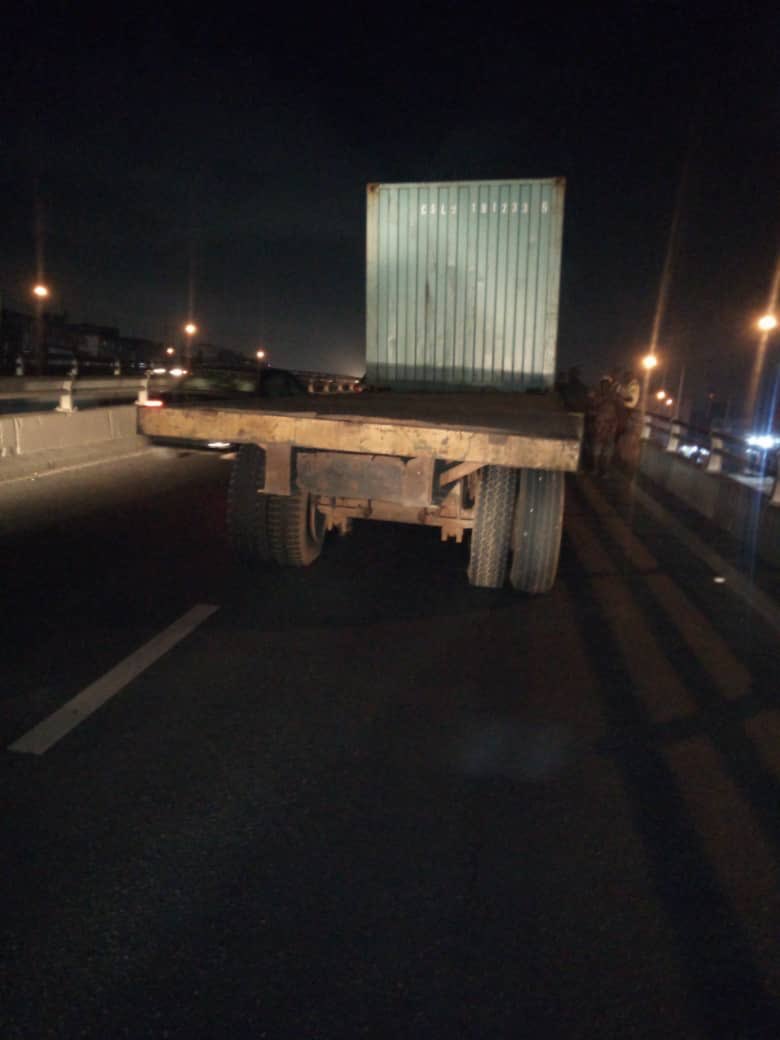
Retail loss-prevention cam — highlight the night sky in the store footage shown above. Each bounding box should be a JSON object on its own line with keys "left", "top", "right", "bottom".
{"left": 2, "top": 5, "right": 778, "bottom": 401}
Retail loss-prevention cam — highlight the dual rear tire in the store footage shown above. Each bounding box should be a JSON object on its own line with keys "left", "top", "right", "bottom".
{"left": 229, "top": 446, "right": 563, "bottom": 591}
{"left": 228, "top": 445, "right": 325, "bottom": 567}
{"left": 467, "top": 466, "right": 564, "bottom": 594}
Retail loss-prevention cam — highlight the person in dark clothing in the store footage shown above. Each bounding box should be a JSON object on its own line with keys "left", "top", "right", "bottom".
{"left": 560, "top": 365, "right": 590, "bottom": 414}
{"left": 588, "top": 377, "right": 621, "bottom": 475}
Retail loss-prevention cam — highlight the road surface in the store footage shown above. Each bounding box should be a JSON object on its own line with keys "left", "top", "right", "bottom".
{"left": 2, "top": 450, "right": 780, "bottom": 1038}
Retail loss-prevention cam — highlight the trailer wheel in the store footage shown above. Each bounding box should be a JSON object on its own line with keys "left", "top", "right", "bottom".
{"left": 509, "top": 469, "right": 565, "bottom": 595}
{"left": 467, "top": 465, "right": 517, "bottom": 589}
{"left": 269, "top": 489, "right": 326, "bottom": 567}
{"left": 227, "top": 445, "right": 273, "bottom": 561}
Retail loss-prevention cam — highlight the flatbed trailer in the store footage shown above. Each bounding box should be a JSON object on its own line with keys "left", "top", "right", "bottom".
{"left": 140, "top": 177, "right": 582, "bottom": 592}
{"left": 138, "top": 389, "right": 583, "bottom": 593}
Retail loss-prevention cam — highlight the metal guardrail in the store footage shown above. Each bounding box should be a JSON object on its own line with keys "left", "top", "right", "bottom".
{"left": 634, "top": 410, "right": 780, "bottom": 507}
{"left": 0, "top": 373, "right": 172, "bottom": 413}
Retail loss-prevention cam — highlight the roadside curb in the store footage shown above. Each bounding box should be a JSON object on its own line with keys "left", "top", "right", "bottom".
{"left": 0, "top": 437, "right": 151, "bottom": 485}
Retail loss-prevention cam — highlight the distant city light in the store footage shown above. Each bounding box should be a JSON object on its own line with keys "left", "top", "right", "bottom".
{"left": 32, "top": 284, "right": 50, "bottom": 298}
{"left": 169, "top": 367, "right": 187, "bottom": 377}
{"left": 758, "top": 314, "right": 778, "bottom": 332}
{"left": 184, "top": 323, "right": 198, "bottom": 336}
{"left": 665, "top": 397, "right": 673, "bottom": 407}
{"left": 256, "top": 349, "right": 266, "bottom": 360}
{"left": 656, "top": 389, "right": 667, "bottom": 400}
{"left": 166, "top": 346, "right": 175, "bottom": 356}
{"left": 746, "top": 434, "right": 780, "bottom": 450}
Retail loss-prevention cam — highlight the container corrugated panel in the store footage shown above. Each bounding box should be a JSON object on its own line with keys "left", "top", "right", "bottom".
{"left": 366, "top": 179, "right": 565, "bottom": 391}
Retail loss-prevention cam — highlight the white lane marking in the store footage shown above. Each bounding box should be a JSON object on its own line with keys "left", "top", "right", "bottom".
{"left": 630, "top": 484, "right": 780, "bottom": 636}
{"left": 9, "top": 604, "right": 219, "bottom": 755}
{"left": 0, "top": 448, "right": 153, "bottom": 487}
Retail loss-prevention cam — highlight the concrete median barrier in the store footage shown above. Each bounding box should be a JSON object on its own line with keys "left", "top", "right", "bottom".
{"left": 637, "top": 440, "right": 780, "bottom": 567}
{"left": 0, "top": 405, "right": 148, "bottom": 482}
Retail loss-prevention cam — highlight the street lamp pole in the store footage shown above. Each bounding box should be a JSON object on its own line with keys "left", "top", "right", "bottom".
{"left": 32, "top": 284, "right": 50, "bottom": 374}
{"left": 746, "top": 313, "right": 778, "bottom": 428}
{"left": 183, "top": 322, "right": 198, "bottom": 370}
{"left": 674, "top": 363, "right": 686, "bottom": 421}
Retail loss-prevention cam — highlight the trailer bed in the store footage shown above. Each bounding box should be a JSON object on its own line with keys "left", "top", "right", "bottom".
{"left": 139, "top": 391, "right": 583, "bottom": 471}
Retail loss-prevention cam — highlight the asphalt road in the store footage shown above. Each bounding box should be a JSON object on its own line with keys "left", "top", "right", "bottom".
{"left": 2, "top": 450, "right": 780, "bottom": 1038}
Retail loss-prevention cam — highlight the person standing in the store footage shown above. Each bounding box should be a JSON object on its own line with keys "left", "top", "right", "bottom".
{"left": 617, "top": 370, "right": 641, "bottom": 410}
{"left": 588, "top": 377, "right": 621, "bottom": 476}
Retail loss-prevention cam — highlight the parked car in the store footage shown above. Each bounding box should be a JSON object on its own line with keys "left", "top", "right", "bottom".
{"left": 139, "top": 364, "right": 310, "bottom": 451}
{"left": 154, "top": 364, "right": 309, "bottom": 405}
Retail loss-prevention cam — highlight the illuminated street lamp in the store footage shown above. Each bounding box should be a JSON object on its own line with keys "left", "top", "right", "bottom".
{"left": 641, "top": 353, "right": 658, "bottom": 371}
{"left": 665, "top": 397, "right": 673, "bottom": 407}
{"left": 256, "top": 349, "right": 266, "bottom": 361}
{"left": 183, "top": 322, "right": 198, "bottom": 367}
{"left": 757, "top": 314, "right": 778, "bottom": 333}
{"left": 32, "top": 284, "right": 52, "bottom": 373}
{"left": 166, "top": 346, "right": 175, "bottom": 356}
{"left": 656, "top": 389, "right": 667, "bottom": 401}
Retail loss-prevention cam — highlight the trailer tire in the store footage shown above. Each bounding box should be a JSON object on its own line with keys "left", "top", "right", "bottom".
{"left": 227, "top": 445, "right": 273, "bottom": 561}
{"left": 467, "top": 465, "right": 517, "bottom": 589}
{"left": 509, "top": 469, "right": 565, "bottom": 595}
{"left": 269, "top": 489, "right": 326, "bottom": 567}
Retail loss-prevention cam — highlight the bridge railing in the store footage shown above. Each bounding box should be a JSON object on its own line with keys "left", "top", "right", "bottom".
{"left": 632, "top": 410, "right": 780, "bottom": 507}
{"left": 0, "top": 372, "right": 172, "bottom": 413}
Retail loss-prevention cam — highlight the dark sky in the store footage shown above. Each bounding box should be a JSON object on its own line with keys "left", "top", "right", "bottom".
{"left": 1, "top": 5, "right": 778, "bottom": 397}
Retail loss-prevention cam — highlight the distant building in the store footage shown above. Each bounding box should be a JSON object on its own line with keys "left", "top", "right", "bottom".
{"left": 68, "top": 323, "right": 119, "bottom": 360}
{"left": 0, "top": 307, "right": 33, "bottom": 372}
{"left": 115, "top": 336, "right": 167, "bottom": 370}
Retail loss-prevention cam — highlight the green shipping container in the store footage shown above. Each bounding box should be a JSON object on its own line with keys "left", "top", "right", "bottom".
{"left": 366, "top": 178, "right": 565, "bottom": 391}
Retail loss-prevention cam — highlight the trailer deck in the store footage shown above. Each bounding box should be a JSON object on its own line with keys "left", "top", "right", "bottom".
{"left": 139, "top": 391, "right": 583, "bottom": 471}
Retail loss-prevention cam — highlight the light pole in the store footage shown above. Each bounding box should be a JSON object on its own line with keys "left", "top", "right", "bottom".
{"left": 746, "top": 313, "right": 779, "bottom": 429}
{"left": 641, "top": 352, "right": 658, "bottom": 402}
{"left": 32, "top": 283, "right": 51, "bottom": 373}
{"left": 183, "top": 322, "right": 197, "bottom": 370}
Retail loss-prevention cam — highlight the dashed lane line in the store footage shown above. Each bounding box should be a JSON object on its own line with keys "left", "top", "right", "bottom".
{"left": 577, "top": 478, "right": 659, "bottom": 571}
{"left": 665, "top": 736, "right": 780, "bottom": 1001}
{"left": 565, "top": 512, "right": 697, "bottom": 724}
{"left": 745, "top": 711, "right": 780, "bottom": 782}
{"left": 578, "top": 477, "right": 755, "bottom": 701}
{"left": 9, "top": 603, "right": 219, "bottom": 755}
{"left": 645, "top": 573, "right": 752, "bottom": 702}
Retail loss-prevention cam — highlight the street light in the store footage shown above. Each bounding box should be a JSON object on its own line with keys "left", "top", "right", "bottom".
{"left": 758, "top": 314, "right": 778, "bottom": 333}
{"left": 32, "top": 284, "right": 52, "bottom": 373}
{"left": 656, "top": 389, "right": 667, "bottom": 400}
{"left": 183, "top": 323, "right": 198, "bottom": 368}
{"left": 641, "top": 353, "right": 658, "bottom": 371}
{"left": 166, "top": 346, "right": 175, "bottom": 357}
{"left": 256, "top": 349, "right": 266, "bottom": 361}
